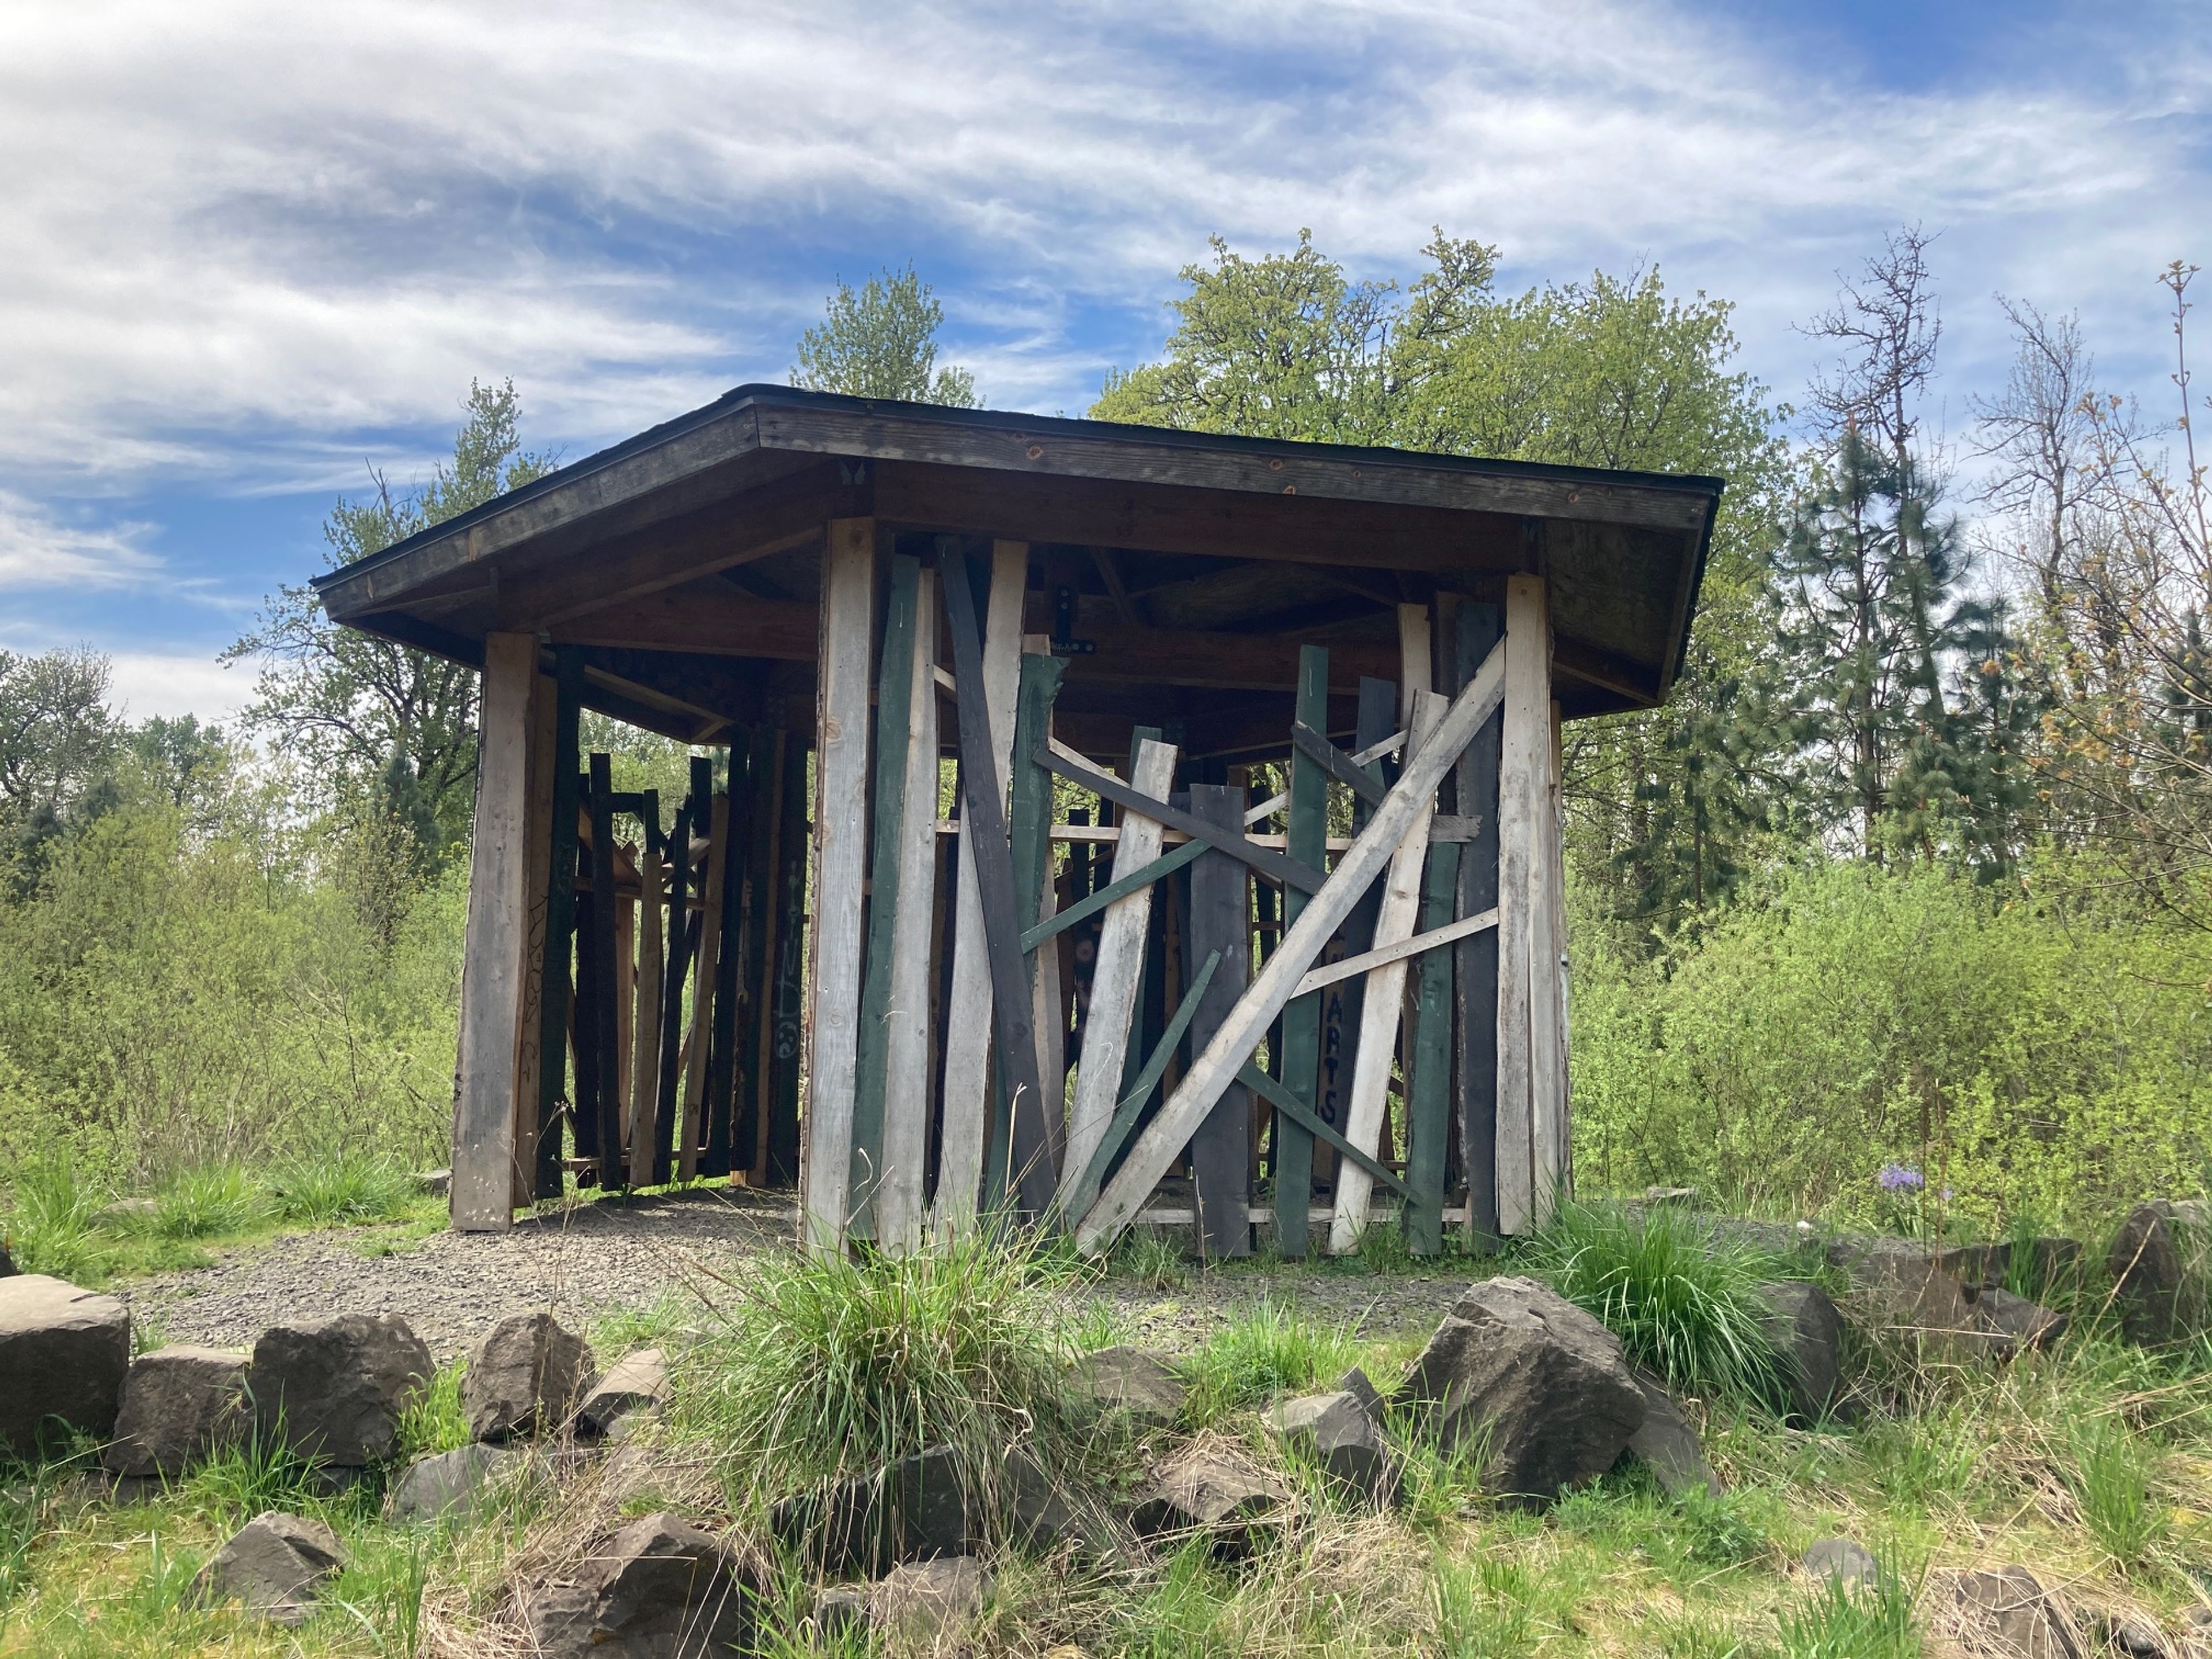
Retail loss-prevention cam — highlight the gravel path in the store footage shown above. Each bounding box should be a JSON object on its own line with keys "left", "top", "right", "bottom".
{"left": 122, "top": 1187, "right": 802, "bottom": 1360}
{"left": 119, "top": 1184, "right": 1478, "bottom": 1362}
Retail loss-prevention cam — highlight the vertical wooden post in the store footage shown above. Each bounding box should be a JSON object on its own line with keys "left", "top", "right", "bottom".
{"left": 680, "top": 763, "right": 725, "bottom": 1182}
{"left": 1319, "top": 677, "right": 1397, "bottom": 1194}
{"left": 614, "top": 857, "right": 638, "bottom": 1169}
{"left": 628, "top": 799, "right": 664, "bottom": 1191}
{"left": 1272, "top": 646, "right": 1329, "bottom": 1256}
{"left": 452, "top": 631, "right": 537, "bottom": 1231}
{"left": 512, "top": 661, "right": 556, "bottom": 1208}
{"left": 704, "top": 766, "right": 748, "bottom": 1180}
{"left": 1062, "top": 736, "right": 1178, "bottom": 1198}
{"left": 535, "top": 647, "right": 584, "bottom": 1200}
{"left": 586, "top": 752, "right": 622, "bottom": 1183}
{"left": 654, "top": 798, "right": 690, "bottom": 1186}
{"left": 1187, "top": 783, "right": 1253, "bottom": 1259}
{"left": 736, "top": 719, "right": 780, "bottom": 1179}
{"left": 1452, "top": 604, "right": 1503, "bottom": 1245}
{"left": 1404, "top": 840, "right": 1460, "bottom": 1255}
{"left": 997, "top": 649, "right": 1065, "bottom": 1210}
{"left": 764, "top": 731, "right": 809, "bottom": 1187}
{"left": 851, "top": 554, "right": 922, "bottom": 1229}
{"left": 1330, "top": 689, "right": 1445, "bottom": 1254}
{"left": 803, "top": 517, "right": 877, "bottom": 1251}
{"left": 1498, "top": 574, "right": 1562, "bottom": 1234}
{"left": 934, "top": 539, "right": 1026, "bottom": 1236}
{"left": 1549, "top": 697, "right": 1572, "bottom": 1196}
{"left": 877, "top": 566, "right": 942, "bottom": 1252}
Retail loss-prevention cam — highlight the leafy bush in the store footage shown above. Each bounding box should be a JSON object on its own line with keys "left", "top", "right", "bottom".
{"left": 1525, "top": 1200, "right": 1788, "bottom": 1408}
{"left": 1573, "top": 858, "right": 2212, "bottom": 1233}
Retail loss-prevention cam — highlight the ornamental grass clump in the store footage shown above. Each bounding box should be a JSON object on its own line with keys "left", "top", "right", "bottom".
{"left": 1527, "top": 1200, "right": 1790, "bottom": 1410}
{"left": 681, "top": 1228, "right": 1085, "bottom": 1518}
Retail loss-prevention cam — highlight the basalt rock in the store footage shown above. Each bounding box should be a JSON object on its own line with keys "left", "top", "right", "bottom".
{"left": 522, "top": 1511, "right": 757, "bottom": 1658}
{"left": 1754, "top": 1280, "right": 1846, "bottom": 1422}
{"left": 1263, "top": 1389, "right": 1403, "bottom": 1507}
{"left": 0, "top": 1274, "right": 130, "bottom": 1457}
{"left": 463, "top": 1312, "right": 593, "bottom": 1442}
{"left": 1068, "top": 1346, "right": 1187, "bottom": 1426}
{"left": 102, "top": 1345, "right": 249, "bottom": 1478}
{"left": 194, "top": 1510, "right": 349, "bottom": 1627}
{"left": 1129, "top": 1442, "right": 1288, "bottom": 1557}
{"left": 1620, "top": 1373, "right": 1720, "bottom": 1499}
{"left": 249, "top": 1314, "right": 433, "bottom": 1467}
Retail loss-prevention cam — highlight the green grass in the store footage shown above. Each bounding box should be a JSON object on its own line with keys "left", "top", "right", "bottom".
{"left": 3, "top": 1157, "right": 107, "bottom": 1281}
{"left": 1774, "top": 1555, "right": 1921, "bottom": 1659}
{"left": 679, "top": 1229, "right": 1086, "bottom": 1529}
{"left": 1180, "top": 1299, "right": 1357, "bottom": 1426}
{"left": 1524, "top": 1199, "right": 1790, "bottom": 1408}
{"left": 152, "top": 1165, "right": 268, "bottom": 1240}
{"left": 2067, "top": 1413, "right": 2170, "bottom": 1568}
{"left": 396, "top": 1360, "right": 471, "bottom": 1462}
{"left": 267, "top": 1155, "right": 418, "bottom": 1227}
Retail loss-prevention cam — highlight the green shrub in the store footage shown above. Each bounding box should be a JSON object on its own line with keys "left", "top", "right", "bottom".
{"left": 1572, "top": 858, "right": 2212, "bottom": 1232}
{"left": 1525, "top": 1200, "right": 1788, "bottom": 1408}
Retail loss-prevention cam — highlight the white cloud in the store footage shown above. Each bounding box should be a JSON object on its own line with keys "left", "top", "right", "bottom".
{"left": 0, "top": 491, "right": 162, "bottom": 589}
{"left": 0, "top": 0, "right": 2203, "bottom": 493}
{"left": 104, "top": 652, "right": 251, "bottom": 725}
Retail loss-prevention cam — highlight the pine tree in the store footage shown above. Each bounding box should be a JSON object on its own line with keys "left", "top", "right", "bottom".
{"left": 791, "top": 264, "right": 979, "bottom": 406}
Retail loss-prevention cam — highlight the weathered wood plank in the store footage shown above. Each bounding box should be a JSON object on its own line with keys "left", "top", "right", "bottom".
{"left": 1061, "top": 736, "right": 1179, "bottom": 1204}
{"left": 588, "top": 751, "right": 622, "bottom": 1183}
{"left": 452, "top": 631, "right": 537, "bottom": 1230}
{"left": 764, "top": 731, "right": 808, "bottom": 1187}
{"left": 1397, "top": 604, "right": 1434, "bottom": 727}
{"left": 1546, "top": 695, "right": 1572, "bottom": 1206}
{"left": 1290, "top": 722, "right": 1388, "bottom": 810}
{"left": 851, "top": 555, "right": 922, "bottom": 1230}
{"left": 1289, "top": 908, "right": 1498, "bottom": 997}
{"left": 1020, "top": 835, "right": 1202, "bottom": 952}
{"left": 535, "top": 647, "right": 584, "bottom": 1200}
{"left": 1330, "top": 690, "right": 1445, "bottom": 1255}
{"left": 1075, "top": 645, "right": 1506, "bottom": 1255}
{"left": 1007, "top": 651, "right": 1067, "bottom": 1207}
{"left": 1036, "top": 741, "right": 1326, "bottom": 895}
{"left": 1236, "top": 1063, "right": 1406, "bottom": 1198}
{"left": 654, "top": 800, "right": 690, "bottom": 1186}
{"left": 512, "top": 662, "right": 556, "bottom": 1208}
{"left": 802, "top": 517, "right": 877, "bottom": 1251}
{"left": 704, "top": 770, "right": 749, "bottom": 1180}
{"left": 627, "top": 810, "right": 664, "bottom": 1192}
{"left": 1059, "top": 950, "right": 1219, "bottom": 1226}
{"left": 1452, "top": 602, "right": 1503, "bottom": 1245}
{"left": 681, "top": 781, "right": 729, "bottom": 1182}
{"left": 877, "top": 566, "right": 941, "bottom": 1253}
{"left": 940, "top": 544, "right": 1056, "bottom": 1225}
{"left": 738, "top": 723, "right": 783, "bottom": 1180}
{"left": 933, "top": 539, "right": 1025, "bottom": 1236}
{"left": 1187, "top": 783, "right": 1253, "bottom": 1259}
{"left": 1497, "top": 575, "right": 1549, "bottom": 1234}
{"left": 1404, "top": 840, "right": 1460, "bottom": 1255}
{"left": 1272, "top": 645, "right": 1329, "bottom": 1257}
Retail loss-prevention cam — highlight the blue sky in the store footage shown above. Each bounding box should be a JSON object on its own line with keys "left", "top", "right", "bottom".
{"left": 2, "top": 0, "right": 2205, "bottom": 724}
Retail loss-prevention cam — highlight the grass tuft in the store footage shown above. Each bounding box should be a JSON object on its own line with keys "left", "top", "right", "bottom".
{"left": 1774, "top": 1553, "right": 1921, "bottom": 1659}
{"left": 2067, "top": 1412, "right": 2169, "bottom": 1568}
{"left": 151, "top": 1165, "right": 267, "bottom": 1241}
{"left": 680, "top": 1228, "right": 1084, "bottom": 1522}
{"left": 1525, "top": 1199, "right": 1789, "bottom": 1408}
{"left": 267, "top": 1154, "right": 418, "bottom": 1228}
{"left": 1181, "top": 1300, "right": 1357, "bottom": 1426}
{"left": 3, "top": 1158, "right": 107, "bottom": 1281}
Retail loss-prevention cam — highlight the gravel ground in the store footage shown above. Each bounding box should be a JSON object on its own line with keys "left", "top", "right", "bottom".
{"left": 120, "top": 1185, "right": 1480, "bottom": 1362}
{"left": 122, "top": 1186, "right": 802, "bottom": 1360}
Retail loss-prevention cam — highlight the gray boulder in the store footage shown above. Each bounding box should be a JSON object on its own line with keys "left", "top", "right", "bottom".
{"left": 193, "top": 1510, "right": 349, "bottom": 1627}
{"left": 1130, "top": 1442, "right": 1288, "bottom": 1557}
{"left": 386, "top": 1443, "right": 521, "bottom": 1524}
{"left": 524, "top": 1511, "right": 756, "bottom": 1658}
{"left": 1390, "top": 1277, "right": 1645, "bottom": 1505}
{"left": 1069, "top": 1346, "right": 1187, "bottom": 1426}
{"left": 1335, "top": 1365, "right": 1385, "bottom": 1423}
{"left": 2081, "top": 1604, "right": 2172, "bottom": 1658}
{"left": 1802, "top": 1536, "right": 1878, "bottom": 1588}
{"left": 1621, "top": 1373, "right": 1720, "bottom": 1499}
{"left": 2111, "top": 1203, "right": 2190, "bottom": 1346}
{"left": 1831, "top": 1238, "right": 2016, "bottom": 1362}
{"left": 868, "top": 1555, "right": 990, "bottom": 1642}
{"left": 1263, "top": 1390, "right": 1403, "bottom": 1507}
{"left": 1755, "top": 1280, "right": 1845, "bottom": 1421}
{"left": 249, "top": 1313, "right": 433, "bottom": 1466}
{"left": 0, "top": 1274, "right": 130, "bottom": 1457}
{"left": 1949, "top": 1566, "right": 2085, "bottom": 1659}
{"left": 577, "top": 1347, "right": 668, "bottom": 1437}
{"left": 463, "top": 1312, "right": 593, "bottom": 1441}
{"left": 103, "top": 1344, "right": 249, "bottom": 1477}
{"left": 1980, "top": 1287, "right": 2067, "bottom": 1350}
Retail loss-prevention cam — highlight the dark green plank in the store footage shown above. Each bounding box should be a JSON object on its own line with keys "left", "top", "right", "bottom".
{"left": 535, "top": 647, "right": 584, "bottom": 1199}
{"left": 1062, "top": 950, "right": 1220, "bottom": 1227}
{"left": 1018, "top": 837, "right": 1205, "bottom": 953}
{"left": 1453, "top": 603, "right": 1503, "bottom": 1247}
{"left": 1404, "top": 840, "right": 1460, "bottom": 1255}
{"left": 1186, "top": 784, "right": 1252, "bottom": 1259}
{"left": 587, "top": 752, "right": 621, "bottom": 1184}
{"left": 1237, "top": 1062, "right": 1408, "bottom": 1198}
{"left": 1272, "top": 645, "right": 1328, "bottom": 1256}
{"left": 1291, "top": 721, "right": 1388, "bottom": 809}
{"left": 1032, "top": 747, "right": 1327, "bottom": 895}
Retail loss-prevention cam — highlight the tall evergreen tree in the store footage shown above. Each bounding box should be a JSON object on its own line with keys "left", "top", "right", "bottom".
{"left": 791, "top": 264, "right": 979, "bottom": 406}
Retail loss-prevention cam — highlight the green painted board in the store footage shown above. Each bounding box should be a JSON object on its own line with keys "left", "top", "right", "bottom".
{"left": 1404, "top": 840, "right": 1460, "bottom": 1254}
{"left": 1272, "top": 645, "right": 1329, "bottom": 1256}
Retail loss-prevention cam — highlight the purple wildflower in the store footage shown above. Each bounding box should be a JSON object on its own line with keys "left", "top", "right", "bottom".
{"left": 1877, "top": 1162, "right": 1925, "bottom": 1192}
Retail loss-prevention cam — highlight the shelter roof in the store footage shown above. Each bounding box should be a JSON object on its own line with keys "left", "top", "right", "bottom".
{"left": 314, "top": 385, "right": 1722, "bottom": 745}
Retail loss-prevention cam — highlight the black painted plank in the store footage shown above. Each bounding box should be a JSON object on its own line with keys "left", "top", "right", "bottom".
{"left": 1454, "top": 602, "right": 1503, "bottom": 1246}
{"left": 536, "top": 649, "right": 584, "bottom": 1199}
{"left": 1186, "top": 783, "right": 1252, "bottom": 1259}
{"left": 588, "top": 753, "right": 622, "bottom": 1183}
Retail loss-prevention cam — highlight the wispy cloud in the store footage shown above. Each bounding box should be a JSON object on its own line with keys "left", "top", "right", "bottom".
{"left": 0, "top": 491, "right": 162, "bottom": 590}
{"left": 0, "top": 0, "right": 2203, "bottom": 495}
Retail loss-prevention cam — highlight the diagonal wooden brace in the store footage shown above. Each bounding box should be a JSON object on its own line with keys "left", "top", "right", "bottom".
{"left": 1073, "top": 638, "right": 1507, "bottom": 1254}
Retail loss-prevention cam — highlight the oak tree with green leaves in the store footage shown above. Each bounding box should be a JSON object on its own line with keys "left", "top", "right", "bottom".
{"left": 227, "top": 378, "right": 552, "bottom": 869}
